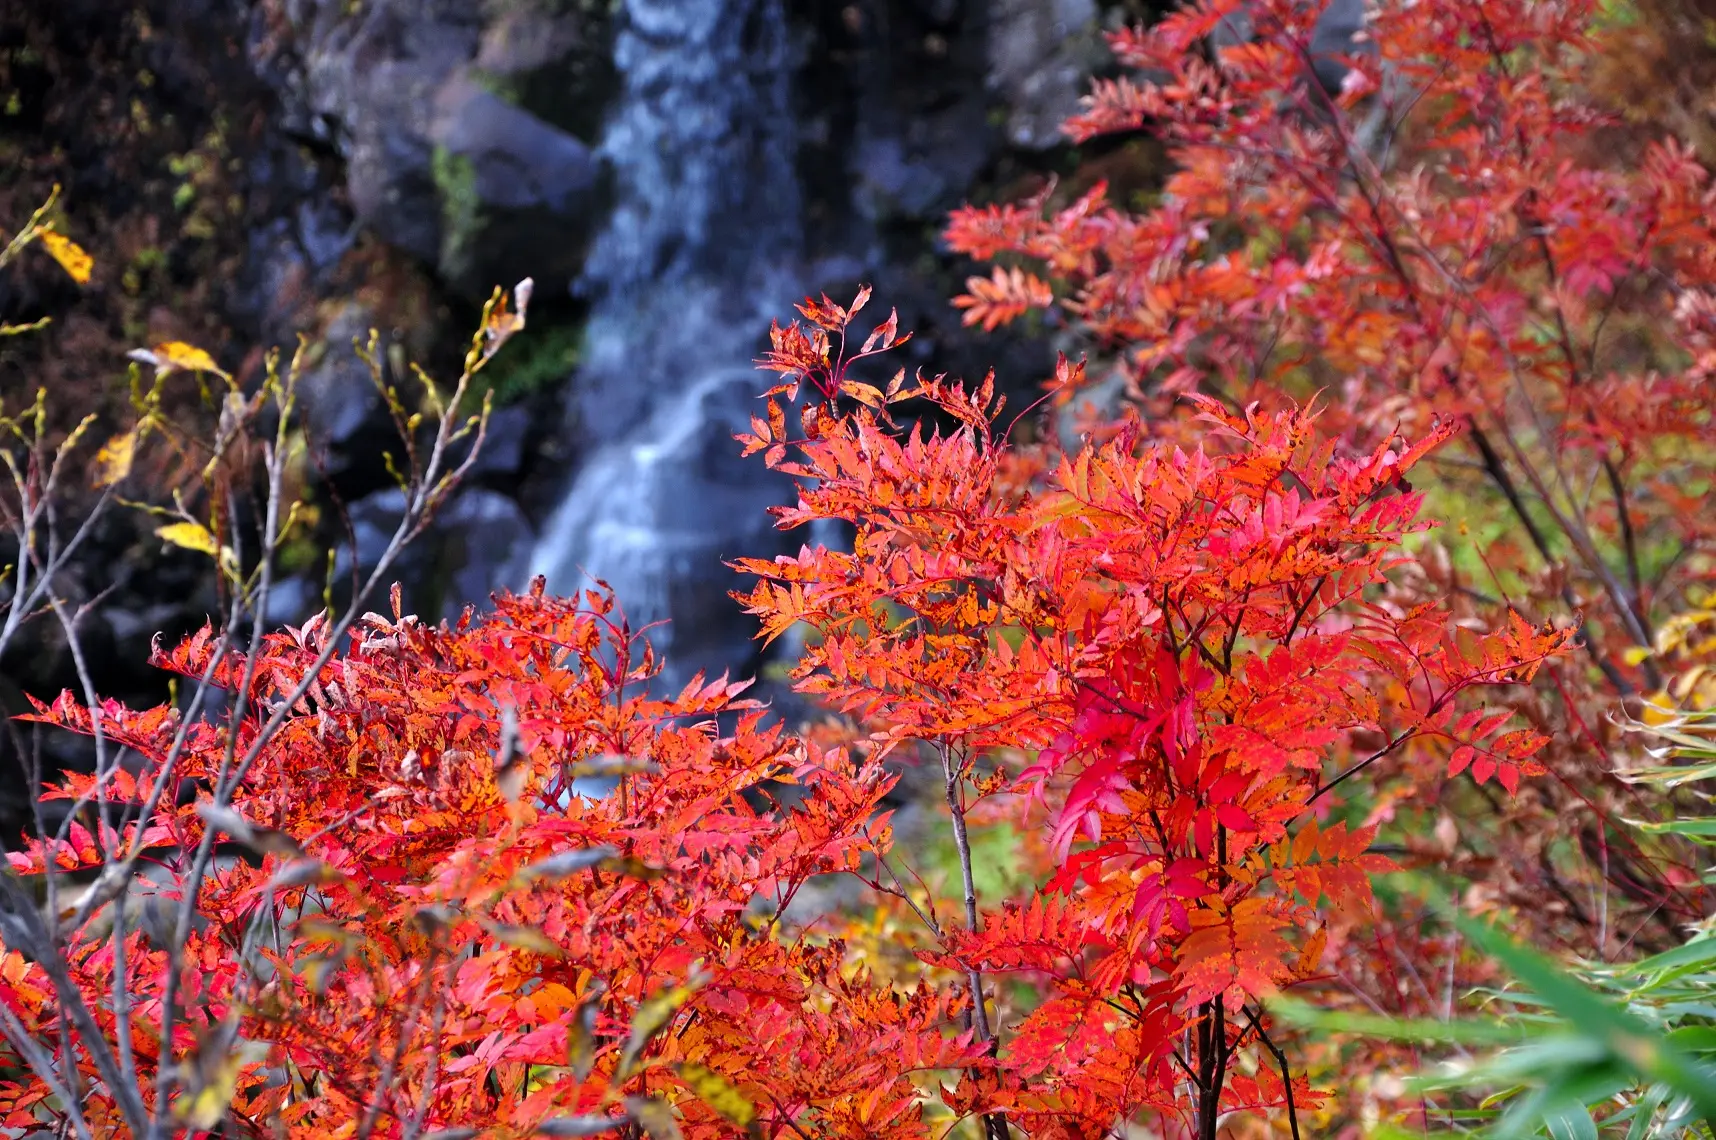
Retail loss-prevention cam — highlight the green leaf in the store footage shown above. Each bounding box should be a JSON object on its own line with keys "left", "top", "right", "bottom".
{"left": 1620, "top": 1084, "right": 1670, "bottom": 1140}
{"left": 1457, "top": 914, "right": 1716, "bottom": 1125}
{"left": 1627, "top": 816, "right": 1716, "bottom": 839}
{"left": 1629, "top": 936, "right": 1716, "bottom": 977}
{"left": 1271, "top": 996, "right": 1531, "bottom": 1046}
{"left": 1543, "top": 1101, "right": 1597, "bottom": 1140}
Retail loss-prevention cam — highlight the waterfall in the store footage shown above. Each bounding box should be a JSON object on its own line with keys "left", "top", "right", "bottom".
{"left": 528, "top": 0, "right": 804, "bottom": 695}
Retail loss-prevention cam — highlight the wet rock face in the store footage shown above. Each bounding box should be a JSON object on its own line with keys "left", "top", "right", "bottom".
{"left": 429, "top": 74, "right": 606, "bottom": 298}
{"left": 332, "top": 486, "right": 536, "bottom": 625}
{"left": 987, "top": 0, "right": 1107, "bottom": 150}
{"left": 260, "top": 0, "right": 480, "bottom": 256}
{"left": 251, "top": 0, "right": 612, "bottom": 298}
{"left": 292, "top": 301, "right": 388, "bottom": 474}
{"left": 806, "top": 0, "right": 999, "bottom": 229}
{"left": 249, "top": 0, "right": 1115, "bottom": 306}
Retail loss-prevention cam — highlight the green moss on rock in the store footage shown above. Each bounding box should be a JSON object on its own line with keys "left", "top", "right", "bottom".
{"left": 475, "top": 319, "right": 584, "bottom": 406}
{"left": 431, "top": 144, "right": 482, "bottom": 283}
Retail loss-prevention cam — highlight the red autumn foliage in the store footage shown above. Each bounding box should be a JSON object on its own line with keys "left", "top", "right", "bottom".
{"left": 6, "top": 588, "right": 975, "bottom": 1137}
{"left": 6, "top": 0, "right": 1712, "bottom": 1134}
{"left": 0, "top": 287, "right": 1567, "bottom": 1135}
{"left": 942, "top": 0, "right": 1716, "bottom": 1002}
{"left": 733, "top": 292, "right": 1569, "bottom": 1134}
{"left": 943, "top": 0, "right": 1716, "bottom": 696}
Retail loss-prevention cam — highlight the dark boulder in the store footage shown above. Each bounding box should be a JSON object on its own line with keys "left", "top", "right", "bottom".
{"left": 251, "top": 0, "right": 612, "bottom": 297}
{"left": 428, "top": 74, "right": 606, "bottom": 299}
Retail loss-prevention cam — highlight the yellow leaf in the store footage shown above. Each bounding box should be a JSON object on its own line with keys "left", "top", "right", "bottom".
{"left": 567, "top": 988, "right": 602, "bottom": 1082}
{"left": 155, "top": 341, "right": 225, "bottom": 375}
{"left": 218, "top": 543, "right": 241, "bottom": 582}
{"left": 1639, "top": 694, "right": 1677, "bottom": 726}
{"left": 173, "top": 1035, "right": 267, "bottom": 1131}
{"left": 128, "top": 340, "right": 230, "bottom": 379}
{"left": 1670, "top": 665, "right": 1708, "bottom": 702}
{"left": 617, "top": 973, "right": 707, "bottom": 1078}
{"left": 478, "top": 277, "right": 534, "bottom": 363}
{"left": 624, "top": 1096, "right": 684, "bottom": 1140}
{"left": 480, "top": 919, "right": 563, "bottom": 957}
{"left": 157, "top": 521, "right": 220, "bottom": 556}
{"left": 674, "top": 1062, "right": 756, "bottom": 1128}
{"left": 838, "top": 380, "right": 885, "bottom": 409}
{"left": 94, "top": 429, "right": 138, "bottom": 487}
{"left": 564, "top": 754, "right": 659, "bottom": 781}
{"left": 37, "top": 229, "right": 92, "bottom": 284}
{"left": 176, "top": 1058, "right": 243, "bottom": 1130}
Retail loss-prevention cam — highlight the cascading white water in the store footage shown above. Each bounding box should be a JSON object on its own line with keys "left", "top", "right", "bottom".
{"left": 528, "top": 0, "right": 804, "bottom": 695}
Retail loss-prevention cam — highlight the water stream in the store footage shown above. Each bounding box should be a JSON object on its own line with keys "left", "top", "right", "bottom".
{"left": 527, "top": 0, "right": 804, "bottom": 695}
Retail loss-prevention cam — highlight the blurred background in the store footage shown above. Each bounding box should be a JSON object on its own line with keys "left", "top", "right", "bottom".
{"left": 0, "top": 0, "right": 1165, "bottom": 833}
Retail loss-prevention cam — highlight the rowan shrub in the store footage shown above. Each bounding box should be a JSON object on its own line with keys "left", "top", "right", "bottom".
{"left": 0, "top": 0, "right": 1712, "bottom": 1136}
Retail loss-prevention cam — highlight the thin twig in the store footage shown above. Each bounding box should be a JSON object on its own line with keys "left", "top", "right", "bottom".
{"left": 937, "top": 739, "right": 1010, "bottom": 1140}
{"left": 1246, "top": 1007, "right": 1301, "bottom": 1140}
